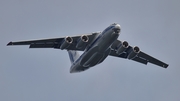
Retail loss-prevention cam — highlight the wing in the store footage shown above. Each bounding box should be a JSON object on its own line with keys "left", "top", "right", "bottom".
{"left": 109, "top": 40, "right": 169, "bottom": 68}
{"left": 7, "top": 32, "right": 100, "bottom": 51}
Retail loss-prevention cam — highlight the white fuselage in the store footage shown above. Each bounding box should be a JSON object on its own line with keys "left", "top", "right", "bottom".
{"left": 70, "top": 24, "right": 121, "bottom": 73}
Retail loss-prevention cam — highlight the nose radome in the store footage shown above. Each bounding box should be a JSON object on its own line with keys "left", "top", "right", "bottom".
{"left": 113, "top": 24, "right": 121, "bottom": 33}
{"left": 115, "top": 24, "right": 121, "bottom": 30}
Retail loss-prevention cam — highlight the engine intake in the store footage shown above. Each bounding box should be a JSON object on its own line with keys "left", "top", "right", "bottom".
{"left": 76, "top": 35, "right": 89, "bottom": 49}
{"left": 127, "top": 46, "right": 140, "bottom": 59}
{"left": 60, "top": 36, "right": 73, "bottom": 50}
{"left": 116, "top": 41, "right": 129, "bottom": 55}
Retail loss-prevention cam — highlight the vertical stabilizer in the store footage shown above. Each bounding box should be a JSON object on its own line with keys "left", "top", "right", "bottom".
{"left": 67, "top": 50, "right": 80, "bottom": 64}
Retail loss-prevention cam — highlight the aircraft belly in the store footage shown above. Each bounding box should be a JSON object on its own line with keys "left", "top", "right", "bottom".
{"left": 97, "top": 48, "right": 111, "bottom": 64}
{"left": 83, "top": 52, "right": 103, "bottom": 67}
{"left": 70, "top": 64, "right": 84, "bottom": 73}
{"left": 80, "top": 46, "right": 99, "bottom": 66}
{"left": 99, "top": 32, "right": 119, "bottom": 52}
{"left": 79, "top": 49, "right": 110, "bottom": 68}
{"left": 73, "top": 30, "right": 119, "bottom": 72}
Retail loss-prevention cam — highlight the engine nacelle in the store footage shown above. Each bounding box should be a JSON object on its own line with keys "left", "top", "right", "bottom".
{"left": 127, "top": 46, "right": 140, "bottom": 59}
{"left": 60, "top": 36, "right": 73, "bottom": 50}
{"left": 116, "top": 41, "right": 129, "bottom": 55}
{"left": 76, "top": 35, "right": 89, "bottom": 49}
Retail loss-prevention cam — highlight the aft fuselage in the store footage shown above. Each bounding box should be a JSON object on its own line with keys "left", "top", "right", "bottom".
{"left": 70, "top": 24, "right": 121, "bottom": 73}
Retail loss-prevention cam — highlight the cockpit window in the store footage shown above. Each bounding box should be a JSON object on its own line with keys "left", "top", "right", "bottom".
{"left": 111, "top": 23, "right": 117, "bottom": 25}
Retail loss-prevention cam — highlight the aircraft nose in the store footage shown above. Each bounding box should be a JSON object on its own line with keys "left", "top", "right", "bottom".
{"left": 115, "top": 24, "right": 121, "bottom": 30}
{"left": 113, "top": 24, "right": 121, "bottom": 33}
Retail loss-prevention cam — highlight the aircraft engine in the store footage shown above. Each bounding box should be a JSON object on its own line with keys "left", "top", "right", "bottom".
{"left": 60, "top": 36, "right": 73, "bottom": 49}
{"left": 116, "top": 41, "right": 129, "bottom": 55}
{"left": 127, "top": 46, "right": 140, "bottom": 59}
{"left": 76, "top": 35, "right": 89, "bottom": 49}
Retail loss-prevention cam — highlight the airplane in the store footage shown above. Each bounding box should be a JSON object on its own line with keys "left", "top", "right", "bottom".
{"left": 7, "top": 23, "right": 169, "bottom": 73}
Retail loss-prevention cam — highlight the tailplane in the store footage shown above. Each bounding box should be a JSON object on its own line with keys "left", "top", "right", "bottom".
{"left": 67, "top": 50, "right": 80, "bottom": 64}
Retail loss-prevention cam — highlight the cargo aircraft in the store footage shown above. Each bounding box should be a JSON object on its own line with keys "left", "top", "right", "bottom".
{"left": 7, "top": 23, "right": 168, "bottom": 73}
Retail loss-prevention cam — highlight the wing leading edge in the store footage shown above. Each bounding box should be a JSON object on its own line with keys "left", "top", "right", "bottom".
{"left": 110, "top": 40, "right": 169, "bottom": 68}
{"left": 7, "top": 33, "right": 99, "bottom": 51}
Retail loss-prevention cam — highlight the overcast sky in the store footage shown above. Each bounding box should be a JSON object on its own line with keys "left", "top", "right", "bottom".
{"left": 1, "top": 0, "right": 180, "bottom": 101}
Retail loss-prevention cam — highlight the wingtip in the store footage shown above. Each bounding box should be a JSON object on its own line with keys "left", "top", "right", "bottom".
{"left": 7, "top": 42, "right": 13, "bottom": 46}
{"left": 163, "top": 64, "right": 169, "bottom": 68}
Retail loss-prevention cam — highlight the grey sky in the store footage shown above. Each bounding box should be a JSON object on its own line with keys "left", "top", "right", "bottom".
{"left": 1, "top": 0, "right": 180, "bottom": 101}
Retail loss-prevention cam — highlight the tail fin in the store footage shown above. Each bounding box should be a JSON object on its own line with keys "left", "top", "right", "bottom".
{"left": 67, "top": 50, "right": 80, "bottom": 64}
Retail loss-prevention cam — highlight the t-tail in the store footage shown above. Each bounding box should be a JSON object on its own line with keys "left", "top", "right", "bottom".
{"left": 67, "top": 50, "right": 80, "bottom": 64}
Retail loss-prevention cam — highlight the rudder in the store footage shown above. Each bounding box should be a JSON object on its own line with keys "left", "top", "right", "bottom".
{"left": 67, "top": 50, "right": 80, "bottom": 64}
